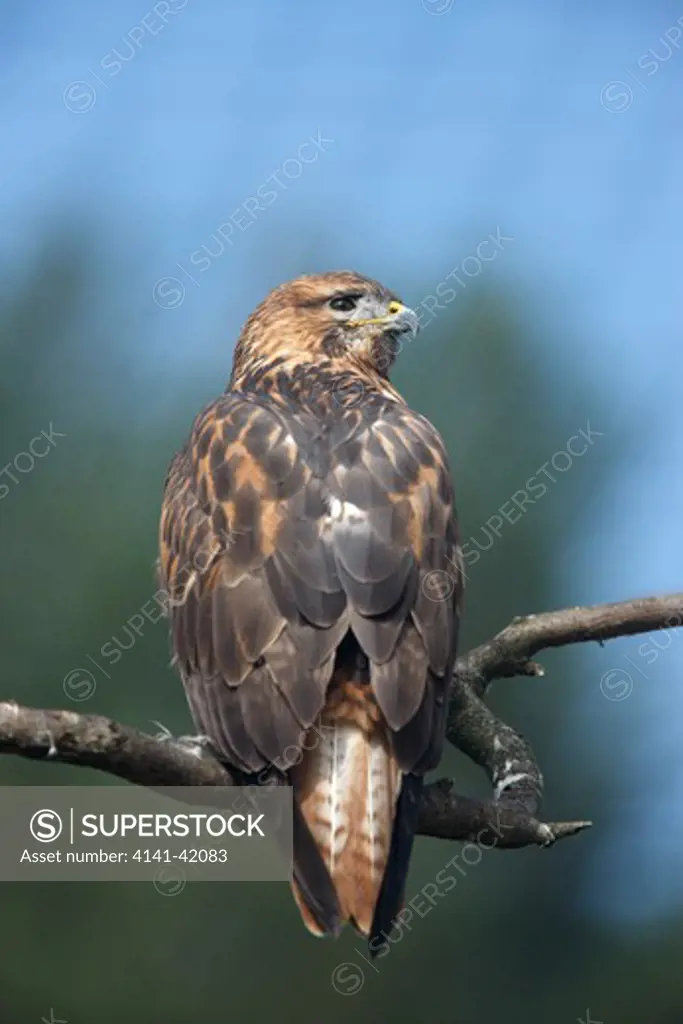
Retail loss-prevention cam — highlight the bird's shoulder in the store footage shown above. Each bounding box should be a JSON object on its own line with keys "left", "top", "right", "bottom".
{"left": 164, "top": 361, "right": 454, "bottom": 523}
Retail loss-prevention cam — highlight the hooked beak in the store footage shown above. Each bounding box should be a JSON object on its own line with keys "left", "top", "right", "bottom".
{"left": 385, "top": 301, "right": 420, "bottom": 338}
{"left": 350, "top": 300, "right": 420, "bottom": 338}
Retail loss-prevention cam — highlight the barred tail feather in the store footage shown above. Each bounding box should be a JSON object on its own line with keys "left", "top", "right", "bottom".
{"left": 290, "top": 708, "right": 404, "bottom": 940}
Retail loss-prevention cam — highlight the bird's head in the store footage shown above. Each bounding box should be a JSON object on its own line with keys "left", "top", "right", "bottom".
{"left": 232, "top": 271, "right": 419, "bottom": 381}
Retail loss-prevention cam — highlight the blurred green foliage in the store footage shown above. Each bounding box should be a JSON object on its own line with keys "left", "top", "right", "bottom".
{"left": 0, "top": 234, "right": 680, "bottom": 1024}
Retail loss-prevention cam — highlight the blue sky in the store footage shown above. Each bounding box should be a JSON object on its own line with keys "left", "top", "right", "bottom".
{"left": 2, "top": 0, "right": 682, "bottom": 919}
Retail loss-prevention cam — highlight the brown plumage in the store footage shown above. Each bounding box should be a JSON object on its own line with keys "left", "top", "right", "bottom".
{"left": 158, "top": 271, "right": 463, "bottom": 952}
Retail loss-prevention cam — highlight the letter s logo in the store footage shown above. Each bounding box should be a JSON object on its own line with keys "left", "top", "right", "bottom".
{"left": 30, "top": 809, "right": 63, "bottom": 843}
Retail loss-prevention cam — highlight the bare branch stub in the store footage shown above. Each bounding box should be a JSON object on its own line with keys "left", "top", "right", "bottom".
{"left": 417, "top": 779, "right": 591, "bottom": 848}
{"left": 1, "top": 594, "right": 681, "bottom": 850}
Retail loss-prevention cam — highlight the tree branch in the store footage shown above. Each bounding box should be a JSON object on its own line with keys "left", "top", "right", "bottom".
{"left": 0, "top": 702, "right": 234, "bottom": 787}
{"left": 455, "top": 593, "right": 683, "bottom": 695}
{"left": 445, "top": 593, "right": 683, "bottom": 826}
{"left": 2, "top": 594, "right": 680, "bottom": 848}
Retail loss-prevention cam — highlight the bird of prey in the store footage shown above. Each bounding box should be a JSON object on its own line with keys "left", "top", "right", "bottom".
{"left": 158, "top": 271, "right": 462, "bottom": 952}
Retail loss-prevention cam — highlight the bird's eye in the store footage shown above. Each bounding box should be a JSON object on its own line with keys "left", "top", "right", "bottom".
{"left": 329, "top": 294, "right": 359, "bottom": 313}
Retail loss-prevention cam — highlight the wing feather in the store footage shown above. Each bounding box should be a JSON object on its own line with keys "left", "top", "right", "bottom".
{"left": 159, "top": 390, "right": 461, "bottom": 777}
